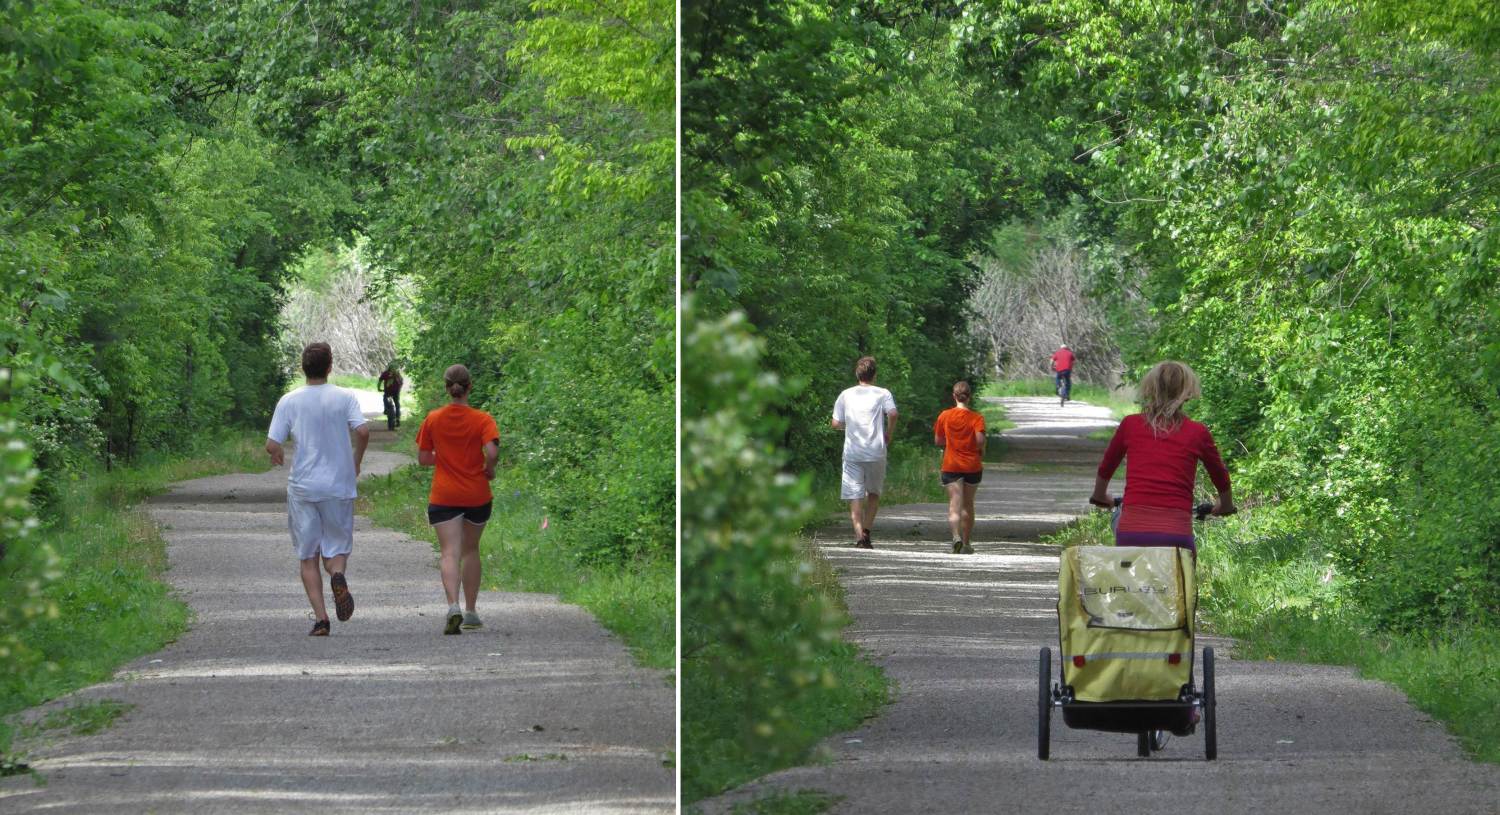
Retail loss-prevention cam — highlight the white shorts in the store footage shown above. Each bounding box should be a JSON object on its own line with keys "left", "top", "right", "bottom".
{"left": 287, "top": 497, "right": 355, "bottom": 561}
{"left": 840, "top": 459, "right": 887, "bottom": 500}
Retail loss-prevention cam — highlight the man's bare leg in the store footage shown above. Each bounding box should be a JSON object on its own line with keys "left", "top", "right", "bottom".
{"left": 863, "top": 492, "right": 881, "bottom": 533}
{"left": 849, "top": 497, "right": 867, "bottom": 541}
{"left": 300, "top": 558, "right": 329, "bottom": 620}
{"left": 321, "top": 553, "right": 347, "bottom": 577}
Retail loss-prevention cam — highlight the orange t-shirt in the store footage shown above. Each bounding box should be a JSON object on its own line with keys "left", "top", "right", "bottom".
{"left": 934, "top": 407, "right": 986, "bottom": 473}
{"left": 416, "top": 404, "right": 500, "bottom": 507}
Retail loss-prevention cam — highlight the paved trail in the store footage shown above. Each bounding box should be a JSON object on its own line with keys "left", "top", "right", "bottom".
{"left": 1, "top": 396, "right": 673, "bottom": 814}
{"left": 708, "top": 397, "right": 1499, "bottom": 814}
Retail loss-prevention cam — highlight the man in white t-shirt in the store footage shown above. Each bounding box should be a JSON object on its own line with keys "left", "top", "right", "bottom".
{"left": 266, "top": 342, "right": 370, "bottom": 636}
{"left": 831, "top": 356, "right": 898, "bottom": 549}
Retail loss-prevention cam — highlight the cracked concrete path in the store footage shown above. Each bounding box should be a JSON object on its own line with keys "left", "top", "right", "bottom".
{"left": 705, "top": 397, "right": 1499, "bottom": 814}
{"left": 1, "top": 403, "right": 673, "bottom": 814}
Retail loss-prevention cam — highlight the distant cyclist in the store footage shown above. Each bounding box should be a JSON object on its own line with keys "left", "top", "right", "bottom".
{"left": 1089, "top": 361, "right": 1234, "bottom": 552}
{"left": 378, "top": 363, "right": 404, "bottom": 430}
{"left": 933, "top": 380, "right": 985, "bottom": 554}
{"left": 1050, "top": 345, "right": 1074, "bottom": 405}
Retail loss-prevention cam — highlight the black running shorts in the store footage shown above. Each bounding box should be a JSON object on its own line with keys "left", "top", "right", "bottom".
{"left": 940, "top": 470, "right": 983, "bottom": 486}
{"left": 427, "top": 501, "right": 493, "bottom": 525}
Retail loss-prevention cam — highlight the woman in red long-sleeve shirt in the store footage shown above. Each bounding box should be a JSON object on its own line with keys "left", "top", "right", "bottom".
{"left": 1089, "top": 361, "right": 1236, "bottom": 551}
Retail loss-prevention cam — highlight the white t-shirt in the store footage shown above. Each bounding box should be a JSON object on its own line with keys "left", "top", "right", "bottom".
{"left": 267, "top": 384, "right": 368, "bottom": 501}
{"left": 832, "top": 384, "right": 898, "bottom": 463}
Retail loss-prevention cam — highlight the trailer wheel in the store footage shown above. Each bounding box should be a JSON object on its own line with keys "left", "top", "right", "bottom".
{"left": 1038, "top": 647, "right": 1052, "bottom": 760}
{"left": 1203, "top": 647, "right": 1218, "bottom": 761}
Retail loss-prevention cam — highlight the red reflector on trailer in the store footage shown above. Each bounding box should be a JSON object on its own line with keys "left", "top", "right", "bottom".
{"left": 1168, "top": 653, "right": 1181, "bottom": 664}
{"left": 1073, "top": 656, "right": 1086, "bottom": 668}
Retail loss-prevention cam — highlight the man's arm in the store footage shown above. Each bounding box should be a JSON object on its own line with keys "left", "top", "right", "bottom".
{"left": 352, "top": 424, "right": 370, "bottom": 476}
{"left": 974, "top": 429, "right": 987, "bottom": 455}
{"left": 266, "top": 398, "right": 289, "bottom": 466}
{"left": 884, "top": 410, "right": 898, "bottom": 446}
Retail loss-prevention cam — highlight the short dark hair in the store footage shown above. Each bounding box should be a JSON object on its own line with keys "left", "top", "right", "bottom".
{"left": 855, "top": 356, "right": 877, "bottom": 383}
{"left": 301, "top": 342, "right": 333, "bottom": 378}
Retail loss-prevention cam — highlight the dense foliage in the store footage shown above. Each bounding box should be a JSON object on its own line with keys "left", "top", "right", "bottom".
{"left": 682, "top": 301, "right": 891, "bottom": 800}
{"left": 684, "top": 0, "right": 1500, "bottom": 794}
{"left": 0, "top": 0, "right": 344, "bottom": 686}
{"left": 684, "top": 1, "right": 1017, "bottom": 471}
{"left": 228, "top": 0, "right": 675, "bottom": 564}
{"left": 1, "top": 1, "right": 343, "bottom": 495}
{"left": 999, "top": 0, "right": 1500, "bottom": 629}
{"left": 2, "top": 0, "right": 672, "bottom": 694}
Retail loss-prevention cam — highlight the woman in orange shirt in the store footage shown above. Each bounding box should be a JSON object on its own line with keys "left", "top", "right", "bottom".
{"left": 933, "top": 380, "right": 987, "bottom": 554}
{"left": 416, "top": 364, "right": 500, "bottom": 635}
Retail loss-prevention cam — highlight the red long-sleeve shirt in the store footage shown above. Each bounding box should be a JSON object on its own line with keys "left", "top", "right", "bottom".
{"left": 1051, "top": 348, "right": 1074, "bottom": 372}
{"left": 1097, "top": 414, "right": 1230, "bottom": 511}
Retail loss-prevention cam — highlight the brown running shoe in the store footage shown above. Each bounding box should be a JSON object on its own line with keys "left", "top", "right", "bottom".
{"left": 309, "top": 619, "right": 331, "bottom": 636}
{"left": 330, "top": 572, "right": 354, "bottom": 622}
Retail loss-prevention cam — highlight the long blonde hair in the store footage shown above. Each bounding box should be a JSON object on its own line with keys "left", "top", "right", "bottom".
{"left": 1139, "top": 361, "right": 1200, "bottom": 433}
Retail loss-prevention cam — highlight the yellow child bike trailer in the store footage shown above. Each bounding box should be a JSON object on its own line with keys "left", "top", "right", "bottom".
{"left": 1037, "top": 533, "right": 1218, "bottom": 760}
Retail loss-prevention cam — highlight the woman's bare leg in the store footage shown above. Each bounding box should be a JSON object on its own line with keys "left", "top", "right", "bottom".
{"left": 945, "top": 480, "right": 964, "bottom": 542}
{"left": 434, "top": 518, "right": 464, "bottom": 606}
{"left": 460, "top": 521, "right": 486, "bottom": 612}
{"left": 962, "top": 481, "right": 980, "bottom": 545}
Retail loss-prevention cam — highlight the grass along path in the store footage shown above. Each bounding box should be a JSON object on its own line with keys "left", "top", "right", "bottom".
{"left": 683, "top": 536, "right": 889, "bottom": 806}
{"left": 0, "top": 431, "right": 270, "bottom": 768}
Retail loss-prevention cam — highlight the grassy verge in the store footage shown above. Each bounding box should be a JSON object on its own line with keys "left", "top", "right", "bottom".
{"left": 0, "top": 431, "right": 270, "bottom": 761}
{"left": 684, "top": 538, "right": 889, "bottom": 805}
{"left": 981, "top": 378, "right": 1136, "bottom": 420}
{"left": 330, "top": 373, "right": 379, "bottom": 391}
{"left": 356, "top": 463, "right": 673, "bottom": 671}
{"left": 979, "top": 400, "right": 1016, "bottom": 433}
{"left": 727, "top": 789, "right": 844, "bottom": 815}
{"left": 1189, "top": 506, "right": 1500, "bottom": 764}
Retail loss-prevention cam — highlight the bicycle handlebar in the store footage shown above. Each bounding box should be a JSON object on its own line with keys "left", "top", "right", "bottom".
{"left": 1091, "top": 496, "right": 1226, "bottom": 521}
